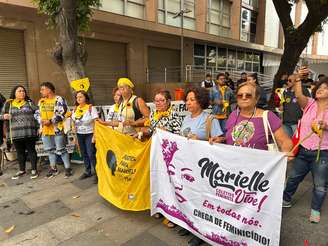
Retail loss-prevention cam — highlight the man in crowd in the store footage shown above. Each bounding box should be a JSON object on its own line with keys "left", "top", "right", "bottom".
{"left": 280, "top": 74, "right": 310, "bottom": 137}
{"left": 35, "top": 82, "right": 72, "bottom": 178}
{"left": 225, "top": 72, "right": 235, "bottom": 91}
{"left": 212, "top": 73, "right": 234, "bottom": 132}
{"left": 236, "top": 72, "right": 247, "bottom": 86}
{"left": 200, "top": 73, "right": 215, "bottom": 89}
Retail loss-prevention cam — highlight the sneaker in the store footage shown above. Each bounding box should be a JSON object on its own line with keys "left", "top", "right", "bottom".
{"left": 64, "top": 168, "right": 72, "bottom": 178}
{"left": 79, "top": 173, "right": 91, "bottom": 180}
{"left": 46, "top": 168, "right": 59, "bottom": 178}
{"left": 309, "top": 209, "right": 320, "bottom": 223}
{"left": 30, "top": 170, "right": 38, "bottom": 179}
{"left": 11, "top": 171, "right": 26, "bottom": 180}
{"left": 282, "top": 200, "right": 292, "bottom": 208}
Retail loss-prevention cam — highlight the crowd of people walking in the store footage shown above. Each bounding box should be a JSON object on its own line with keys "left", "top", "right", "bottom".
{"left": 0, "top": 67, "right": 327, "bottom": 246}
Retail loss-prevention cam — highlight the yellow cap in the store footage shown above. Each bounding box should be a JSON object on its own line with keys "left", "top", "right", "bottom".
{"left": 117, "top": 78, "right": 134, "bottom": 89}
{"left": 70, "top": 78, "right": 90, "bottom": 92}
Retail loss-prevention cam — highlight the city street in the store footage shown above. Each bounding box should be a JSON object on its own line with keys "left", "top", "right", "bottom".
{"left": 0, "top": 161, "right": 327, "bottom": 246}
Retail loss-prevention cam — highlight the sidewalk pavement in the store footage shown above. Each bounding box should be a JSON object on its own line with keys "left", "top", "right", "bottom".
{"left": 0, "top": 160, "right": 327, "bottom": 246}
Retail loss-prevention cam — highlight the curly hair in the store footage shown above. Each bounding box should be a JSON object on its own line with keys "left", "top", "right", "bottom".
{"left": 184, "top": 87, "right": 209, "bottom": 110}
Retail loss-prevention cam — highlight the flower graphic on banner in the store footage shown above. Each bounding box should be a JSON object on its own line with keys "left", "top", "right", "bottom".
{"left": 161, "top": 139, "right": 195, "bottom": 203}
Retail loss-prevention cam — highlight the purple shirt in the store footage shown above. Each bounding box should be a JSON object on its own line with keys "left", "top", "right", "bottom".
{"left": 226, "top": 110, "right": 282, "bottom": 150}
{"left": 300, "top": 98, "right": 328, "bottom": 150}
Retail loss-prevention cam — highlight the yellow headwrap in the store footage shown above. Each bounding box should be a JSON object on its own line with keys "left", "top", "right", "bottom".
{"left": 117, "top": 78, "right": 134, "bottom": 89}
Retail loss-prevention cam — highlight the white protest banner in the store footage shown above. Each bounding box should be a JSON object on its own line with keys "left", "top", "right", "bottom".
{"left": 150, "top": 129, "right": 287, "bottom": 246}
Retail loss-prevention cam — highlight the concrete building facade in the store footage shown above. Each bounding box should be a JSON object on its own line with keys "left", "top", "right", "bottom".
{"left": 0, "top": 0, "right": 327, "bottom": 103}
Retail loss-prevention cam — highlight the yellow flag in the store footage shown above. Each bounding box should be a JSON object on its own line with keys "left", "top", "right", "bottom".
{"left": 70, "top": 78, "right": 90, "bottom": 92}
{"left": 95, "top": 122, "right": 151, "bottom": 211}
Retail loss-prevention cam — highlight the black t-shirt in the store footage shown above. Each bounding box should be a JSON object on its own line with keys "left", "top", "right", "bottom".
{"left": 282, "top": 87, "right": 310, "bottom": 125}
{"left": 226, "top": 79, "right": 235, "bottom": 90}
{"left": 256, "top": 86, "right": 268, "bottom": 109}
{"left": 236, "top": 79, "right": 247, "bottom": 86}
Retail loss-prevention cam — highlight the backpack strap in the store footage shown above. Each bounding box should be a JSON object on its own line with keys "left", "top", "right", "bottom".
{"left": 262, "top": 110, "right": 278, "bottom": 147}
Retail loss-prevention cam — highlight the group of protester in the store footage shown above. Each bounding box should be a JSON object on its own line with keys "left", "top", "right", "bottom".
{"left": 0, "top": 67, "right": 328, "bottom": 246}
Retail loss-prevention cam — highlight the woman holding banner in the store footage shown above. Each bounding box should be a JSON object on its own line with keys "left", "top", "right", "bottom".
{"left": 137, "top": 89, "right": 182, "bottom": 139}
{"left": 135, "top": 89, "right": 182, "bottom": 228}
{"left": 223, "top": 82, "right": 292, "bottom": 152}
{"left": 181, "top": 87, "right": 224, "bottom": 142}
{"left": 179, "top": 87, "right": 225, "bottom": 246}
{"left": 72, "top": 91, "right": 98, "bottom": 182}
{"left": 115, "top": 78, "right": 150, "bottom": 135}
{"left": 283, "top": 69, "right": 328, "bottom": 223}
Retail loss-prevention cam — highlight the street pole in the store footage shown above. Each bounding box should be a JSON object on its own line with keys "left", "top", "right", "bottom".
{"left": 181, "top": 14, "right": 184, "bottom": 83}
{"left": 173, "top": 9, "right": 191, "bottom": 83}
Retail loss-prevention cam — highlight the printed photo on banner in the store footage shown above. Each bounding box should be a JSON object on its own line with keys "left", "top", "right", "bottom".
{"left": 150, "top": 129, "right": 287, "bottom": 246}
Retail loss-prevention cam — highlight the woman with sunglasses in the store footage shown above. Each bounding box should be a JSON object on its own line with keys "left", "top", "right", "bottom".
{"left": 224, "top": 82, "right": 292, "bottom": 151}
{"left": 137, "top": 89, "right": 182, "bottom": 228}
{"left": 137, "top": 89, "right": 182, "bottom": 139}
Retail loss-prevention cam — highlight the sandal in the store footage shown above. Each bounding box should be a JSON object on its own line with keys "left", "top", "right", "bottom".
{"left": 154, "top": 213, "right": 163, "bottom": 219}
{"left": 167, "top": 221, "right": 176, "bottom": 228}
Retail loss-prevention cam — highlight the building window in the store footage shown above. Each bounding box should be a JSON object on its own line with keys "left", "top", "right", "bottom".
{"left": 193, "top": 44, "right": 260, "bottom": 72}
{"left": 100, "top": 0, "right": 145, "bottom": 19}
{"left": 193, "top": 44, "right": 206, "bottom": 68}
{"left": 207, "top": 0, "right": 231, "bottom": 37}
{"left": 240, "top": 7, "right": 257, "bottom": 43}
{"left": 158, "top": 0, "right": 195, "bottom": 30}
{"left": 242, "top": 0, "right": 258, "bottom": 9}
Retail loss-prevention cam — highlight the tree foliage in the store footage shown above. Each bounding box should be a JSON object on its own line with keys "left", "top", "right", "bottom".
{"left": 33, "top": 0, "right": 101, "bottom": 32}
{"left": 272, "top": 0, "right": 328, "bottom": 82}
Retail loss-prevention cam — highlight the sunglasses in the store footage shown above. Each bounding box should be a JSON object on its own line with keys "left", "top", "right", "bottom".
{"left": 237, "top": 93, "right": 253, "bottom": 99}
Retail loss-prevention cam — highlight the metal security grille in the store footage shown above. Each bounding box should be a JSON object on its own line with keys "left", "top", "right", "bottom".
{"left": 85, "top": 38, "right": 127, "bottom": 105}
{"left": 0, "top": 28, "right": 28, "bottom": 98}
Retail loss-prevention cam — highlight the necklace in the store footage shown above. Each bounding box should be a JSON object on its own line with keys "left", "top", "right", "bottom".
{"left": 233, "top": 107, "right": 256, "bottom": 145}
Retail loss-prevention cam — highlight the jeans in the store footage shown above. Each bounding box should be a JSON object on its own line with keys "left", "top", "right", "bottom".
{"left": 283, "top": 146, "right": 328, "bottom": 211}
{"left": 283, "top": 124, "right": 297, "bottom": 138}
{"left": 42, "top": 135, "right": 70, "bottom": 169}
{"left": 13, "top": 137, "right": 37, "bottom": 171}
{"left": 77, "top": 133, "right": 96, "bottom": 175}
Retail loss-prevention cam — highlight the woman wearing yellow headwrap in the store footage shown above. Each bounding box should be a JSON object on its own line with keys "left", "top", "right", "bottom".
{"left": 115, "top": 78, "right": 150, "bottom": 135}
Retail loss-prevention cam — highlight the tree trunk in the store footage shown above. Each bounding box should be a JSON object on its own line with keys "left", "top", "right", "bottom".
{"left": 58, "top": 0, "right": 85, "bottom": 81}
{"left": 55, "top": 0, "right": 94, "bottom": 102}
{"left": 268, "top": 33, "right": 310, "bottom": 107}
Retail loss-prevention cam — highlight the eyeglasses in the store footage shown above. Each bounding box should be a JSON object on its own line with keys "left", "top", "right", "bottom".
{"left": 154, "top": 99, "right": 166, "bottom": 103}
{"left": 237, "top": 93, "right": 253, "bottom": 99}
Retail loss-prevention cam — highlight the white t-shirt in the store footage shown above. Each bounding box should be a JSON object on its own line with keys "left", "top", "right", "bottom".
{"left": 72, "top": 106, "right": 99, "bottom": 134}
